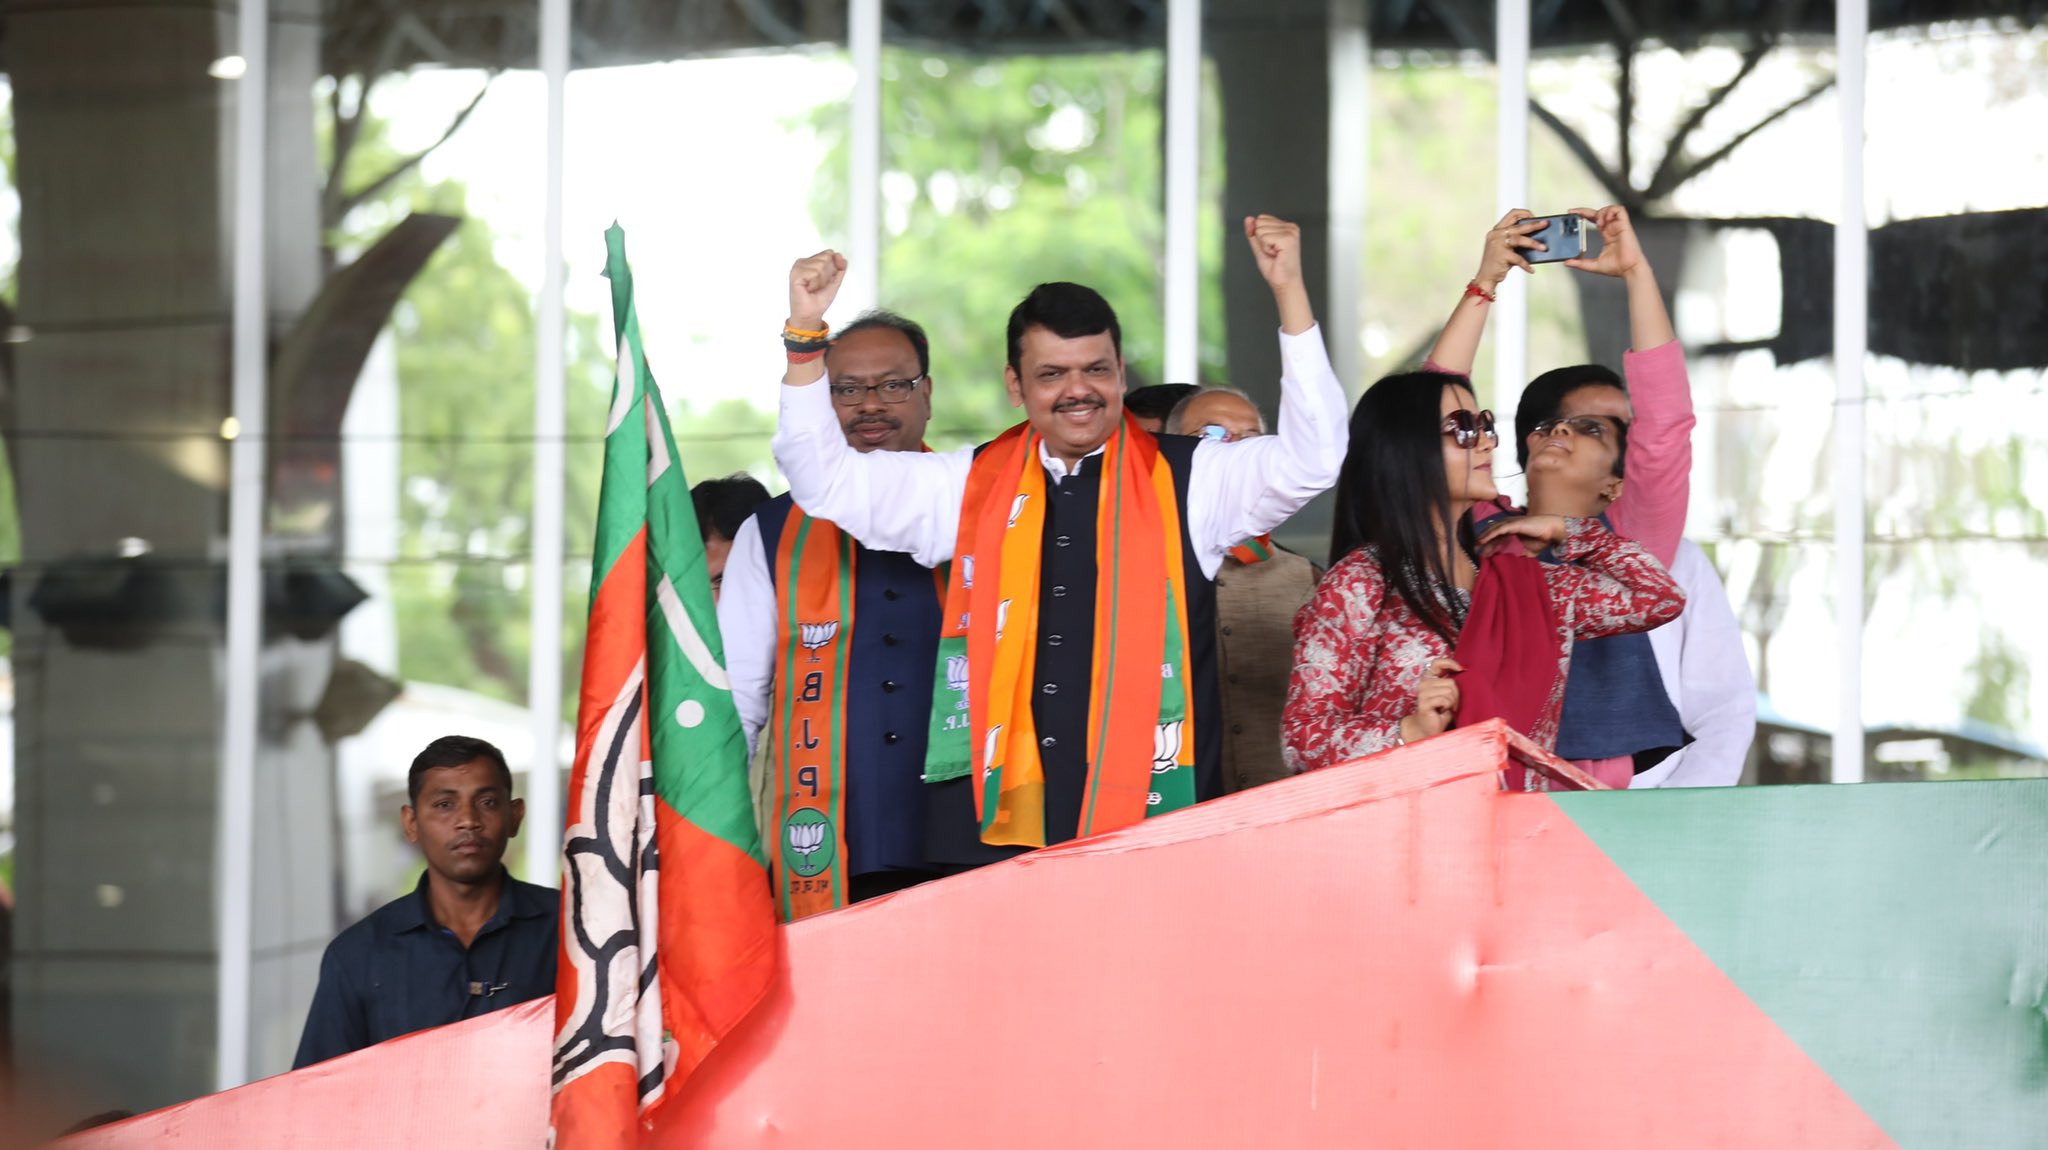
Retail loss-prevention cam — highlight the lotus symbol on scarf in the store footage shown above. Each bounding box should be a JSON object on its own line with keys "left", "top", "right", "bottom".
{"left": 946, "top": 654, "right": 969, "bottom": 699}
{"left": 788, "top": 819, "right": 827, "bottom": 858}
{"left": 961, "top": 555, "right": 975, "bottom": 589}
{"left": 1007, "top": 494, "right": 1029, "bottom": 528}
{"left": 995, "top": 599, "right": 1011, "bottom": 641}
{"left": 798, "top": 620, "right": 838, "bottom": 662}
{"left": 983, "top": 724, "right": 1004, "bottom": 774}
{"left": 1153, "top": 721, "right": 1182, "bottom": 773}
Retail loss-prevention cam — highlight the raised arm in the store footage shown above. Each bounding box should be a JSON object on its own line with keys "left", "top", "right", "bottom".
{"left": 1187, "top": 216, "right": 1349, "bottom": 574}
{"left": 770, "top": 251, "right": 972, "bottom": 565}
{"left": 1479, "top": 514, "right": 1685, "bottom": 640}
{"left": 1561, "top": 204, "right": 1692, "bottom": 566}
{"left": 1424, "top": 210, "right": 1550, "bottom": 375}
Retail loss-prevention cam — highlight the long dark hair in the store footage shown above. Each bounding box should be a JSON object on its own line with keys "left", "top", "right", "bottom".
{"left": 1329, "top": 371, "right": 1481, "bottom": 644}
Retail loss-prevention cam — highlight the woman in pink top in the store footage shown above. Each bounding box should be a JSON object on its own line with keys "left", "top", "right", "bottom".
{"left": 1427, "top": 205, "right": 1696, "bottom": 785}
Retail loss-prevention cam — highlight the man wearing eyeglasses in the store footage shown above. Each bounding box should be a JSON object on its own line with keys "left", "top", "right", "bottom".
{"left": 770, "top": 216, "right": 1348, "bottom": 877}
{"left": 1163, "top": 388, "right": 1323, "bottom": 793}
{"left": 717, "top": 310, "right": 947, "bottom": 918}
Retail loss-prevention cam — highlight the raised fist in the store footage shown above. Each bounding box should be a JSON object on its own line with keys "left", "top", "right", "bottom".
{"left": 1243, "top": 215, "right": 1303, "bottom": 292}
{"left": 788, "top": 249, "right": 847, "bottom": 329}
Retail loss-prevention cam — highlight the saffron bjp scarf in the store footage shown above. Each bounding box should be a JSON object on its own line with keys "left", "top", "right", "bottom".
{"left": 1451, "top": 550, "right": 1564, "bottom": 791}
{"left": 766, "top": 501, "right": 943, "bottom": 921}
{"left": 923, "top": 415, "right": 1197, "bottom": 847}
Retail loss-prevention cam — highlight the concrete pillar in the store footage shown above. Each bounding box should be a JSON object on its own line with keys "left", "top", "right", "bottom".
{"left": 1207, "top": 0, "right": 1349, "bottom": 561}
{"left": 5, "top": 0, "right": 332, "bottom": 1111}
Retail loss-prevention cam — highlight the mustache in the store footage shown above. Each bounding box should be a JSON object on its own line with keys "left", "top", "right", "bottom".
{"left": 850, "top": 415, "right": 901, "bottom": 431}
{"left": 1053, "top": 396, "right": 1106, "bottom": 412}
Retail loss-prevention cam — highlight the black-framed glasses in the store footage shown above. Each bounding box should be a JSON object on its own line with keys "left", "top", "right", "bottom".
{"left": 1532, "top": 415, "right": 1617, "bottom": 442}
{"left": 829, "top": 375, "right": 925, "bottom": 406}
{"left": 1442, "top": 409, "right": 1498, "bottom": 448}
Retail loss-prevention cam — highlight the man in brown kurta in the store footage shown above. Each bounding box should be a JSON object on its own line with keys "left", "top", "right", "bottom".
{"left": 1168, "top": 389, "right": 1323, "bottom": 790}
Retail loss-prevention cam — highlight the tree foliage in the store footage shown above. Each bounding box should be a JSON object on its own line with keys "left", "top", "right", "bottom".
{"left": 807, "top": 48, "right": 1227, "bottom": 444}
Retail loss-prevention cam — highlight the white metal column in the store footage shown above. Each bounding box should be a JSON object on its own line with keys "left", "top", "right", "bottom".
{"left": 1492, "top": 0, "right": 1530, "bottom": 418}
{"left": 218, "top": 0, "right": 268, "bottom": 1092}
{"left": 1832, "top": 0, "right": 1868, "bottom": 783}
{"left": 845, "top": 0, "right": 882, "bottom": 316}
{"left": 526, "top": 0, "right": 570, "bottom": 881}
{"left": 1162, "top": 0, "right": 1201, "bottom": 385}
{"left": 1326, "top": 0, "right": 1369, "bottom": 394}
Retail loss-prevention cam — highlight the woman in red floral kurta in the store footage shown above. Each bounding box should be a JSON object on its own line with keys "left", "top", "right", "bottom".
{"left": 1281, "top": 372, "right": 1684, "bottom": 774}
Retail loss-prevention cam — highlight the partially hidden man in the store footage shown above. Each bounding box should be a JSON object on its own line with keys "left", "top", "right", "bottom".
{"left": 770, "top": 216, "right": 1347, "bottom": 875}
{"left": 295, "top": 736, "right": 557, "bottom": 1068}
{"left": 718, "top": 311, "right": 947, "bottom": 919}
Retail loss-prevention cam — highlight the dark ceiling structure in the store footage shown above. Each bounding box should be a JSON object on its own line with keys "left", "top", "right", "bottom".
{"left": 298, "top": 0, "right": 2048, "bottom": 74}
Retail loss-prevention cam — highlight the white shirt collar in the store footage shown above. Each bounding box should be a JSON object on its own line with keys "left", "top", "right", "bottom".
{"left": 1036, "top": 438, "right": 1108, "bottom": 484}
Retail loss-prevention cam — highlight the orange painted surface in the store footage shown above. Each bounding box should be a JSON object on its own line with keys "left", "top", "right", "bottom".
{"left": 59, "top": 723, "right": 1891, "bottom": 1148}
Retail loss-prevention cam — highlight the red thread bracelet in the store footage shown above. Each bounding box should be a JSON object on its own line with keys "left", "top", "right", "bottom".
{"left": 1464, "top": 280, "right": 1496, "bottom": 304}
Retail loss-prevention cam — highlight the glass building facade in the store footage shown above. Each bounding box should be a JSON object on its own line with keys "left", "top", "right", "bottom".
{"left": 0, "top": 0, "right": 2042, "bottom": 1124}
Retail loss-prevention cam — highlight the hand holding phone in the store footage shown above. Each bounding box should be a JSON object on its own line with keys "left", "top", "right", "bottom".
{"left": 1524, "top": 212, "right": 1588, "bottom": 264}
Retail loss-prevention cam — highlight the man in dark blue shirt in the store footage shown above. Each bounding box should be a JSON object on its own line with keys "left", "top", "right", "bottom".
{"left": 294, "top": 735, "right": 558, "bottom": 1069}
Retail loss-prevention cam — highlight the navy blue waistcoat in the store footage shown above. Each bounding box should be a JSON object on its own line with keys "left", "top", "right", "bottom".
{"left": 758, "top": 494, "right": 944, "bottom": 877}
{"left": 925, "top": 434, "right": 1223, "bottom": 869}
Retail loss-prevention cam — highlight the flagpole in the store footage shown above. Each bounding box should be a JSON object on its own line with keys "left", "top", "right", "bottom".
{"left": 217, "top": 0, "right": 268, "bottom": 1091}
{"left": 527, "top": 0, "right": 570, "bottom": 881}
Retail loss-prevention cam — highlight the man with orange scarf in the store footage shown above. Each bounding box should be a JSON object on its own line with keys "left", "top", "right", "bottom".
{"left": 719, "top": 311, "right": 948, "bottom": 920}
{"left": 771, "top": 217, "right": 1347, "bottom": 873}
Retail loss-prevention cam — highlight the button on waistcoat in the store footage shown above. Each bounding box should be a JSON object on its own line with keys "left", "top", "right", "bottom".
{"left": 760, "top": 495, "right": 943, "bottom": 876}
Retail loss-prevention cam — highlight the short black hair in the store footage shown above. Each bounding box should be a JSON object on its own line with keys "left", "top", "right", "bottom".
{"left": 834, "top": 309, "right": 930, "bottom": 379}
{"left": 691, "top": 473, "right": 770, "bottom": 543}
{"left": 1006, "top": 282, "right": 1122, "bottom": 373}
{"left": 407, "top": 735, "right": 513, "bottom": 806}
{"left": 1125, "top": 383, "right": 1201, "bottom": 424}
{"left": 1514, "top": 364, "right": 1625, "bottom": 470}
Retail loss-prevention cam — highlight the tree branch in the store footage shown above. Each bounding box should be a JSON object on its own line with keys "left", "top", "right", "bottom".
{"left": 322, "top": 75, "right": 366, "bottom": 235}
{"left": 336, "top": 73, "right": 496, "bottom": 221}
{"left": 1645, "top": 36, "right": 1772, "bottom": 198}
{"left": 1652, "top": 75, "right": 1835, "bottom": 198}
{"left": 1530, "top": 98, "right": 1638, "bottom": 209}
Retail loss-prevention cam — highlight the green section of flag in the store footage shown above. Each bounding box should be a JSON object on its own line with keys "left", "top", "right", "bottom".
{"left": 603, "top": 224, "right": 764, "bottom": 866}
{"left": 1553, "top": 779, "right": 2048, "bottom": 1148}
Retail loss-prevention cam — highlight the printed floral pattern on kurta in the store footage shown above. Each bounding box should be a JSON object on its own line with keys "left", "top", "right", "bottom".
{"left": 1281, "top": 517, "right": 1684, "bottom": 773}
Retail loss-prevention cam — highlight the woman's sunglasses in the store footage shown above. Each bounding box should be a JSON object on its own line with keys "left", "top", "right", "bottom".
{"left": 1442, "top": 409, "right": 1499, "bottom": 448}
{"left": 1531, "top": 415, "right": 1617, "bottom": 442}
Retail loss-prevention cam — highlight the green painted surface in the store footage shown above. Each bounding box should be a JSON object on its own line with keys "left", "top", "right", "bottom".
{"left": 1554, "top": 780, "right": 2048, "bottom": 1149}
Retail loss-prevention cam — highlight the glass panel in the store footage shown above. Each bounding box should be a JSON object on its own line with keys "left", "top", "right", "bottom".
{"left": 874, "top": 18, "right": 1168, "bottom": 449}
{"left": 254, "top": 7, "right": 541, "bottom": 1088}
{"left": 1862, "top": 16, "right": 2048, "bottom": 779}
{"left": 1527, "top": 7, "right": 1839, "bottom": 773}
{"left": 564, "top": 49, "right": 848, "bottom": 490}
{"left": 1191, "top": 3, "right": 1504, "bottom": 557}
{"left": 1, "top": 0, "right": 244, "bottom": 1118}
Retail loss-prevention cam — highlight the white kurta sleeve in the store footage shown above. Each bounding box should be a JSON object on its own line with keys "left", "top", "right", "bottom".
{"left": 770, "top": 379, "right": 976, "bottom": 567}
{"left": 1184, "top": 324, "right": 1350, "bottom": 577}
{"left": 1637, "top": 541, "right": 1756, "bottom": 788}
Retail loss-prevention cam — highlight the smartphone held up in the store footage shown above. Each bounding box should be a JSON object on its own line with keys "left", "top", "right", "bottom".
{"left": 1525, "top": 213, "right": 1588, "bottom": 264}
